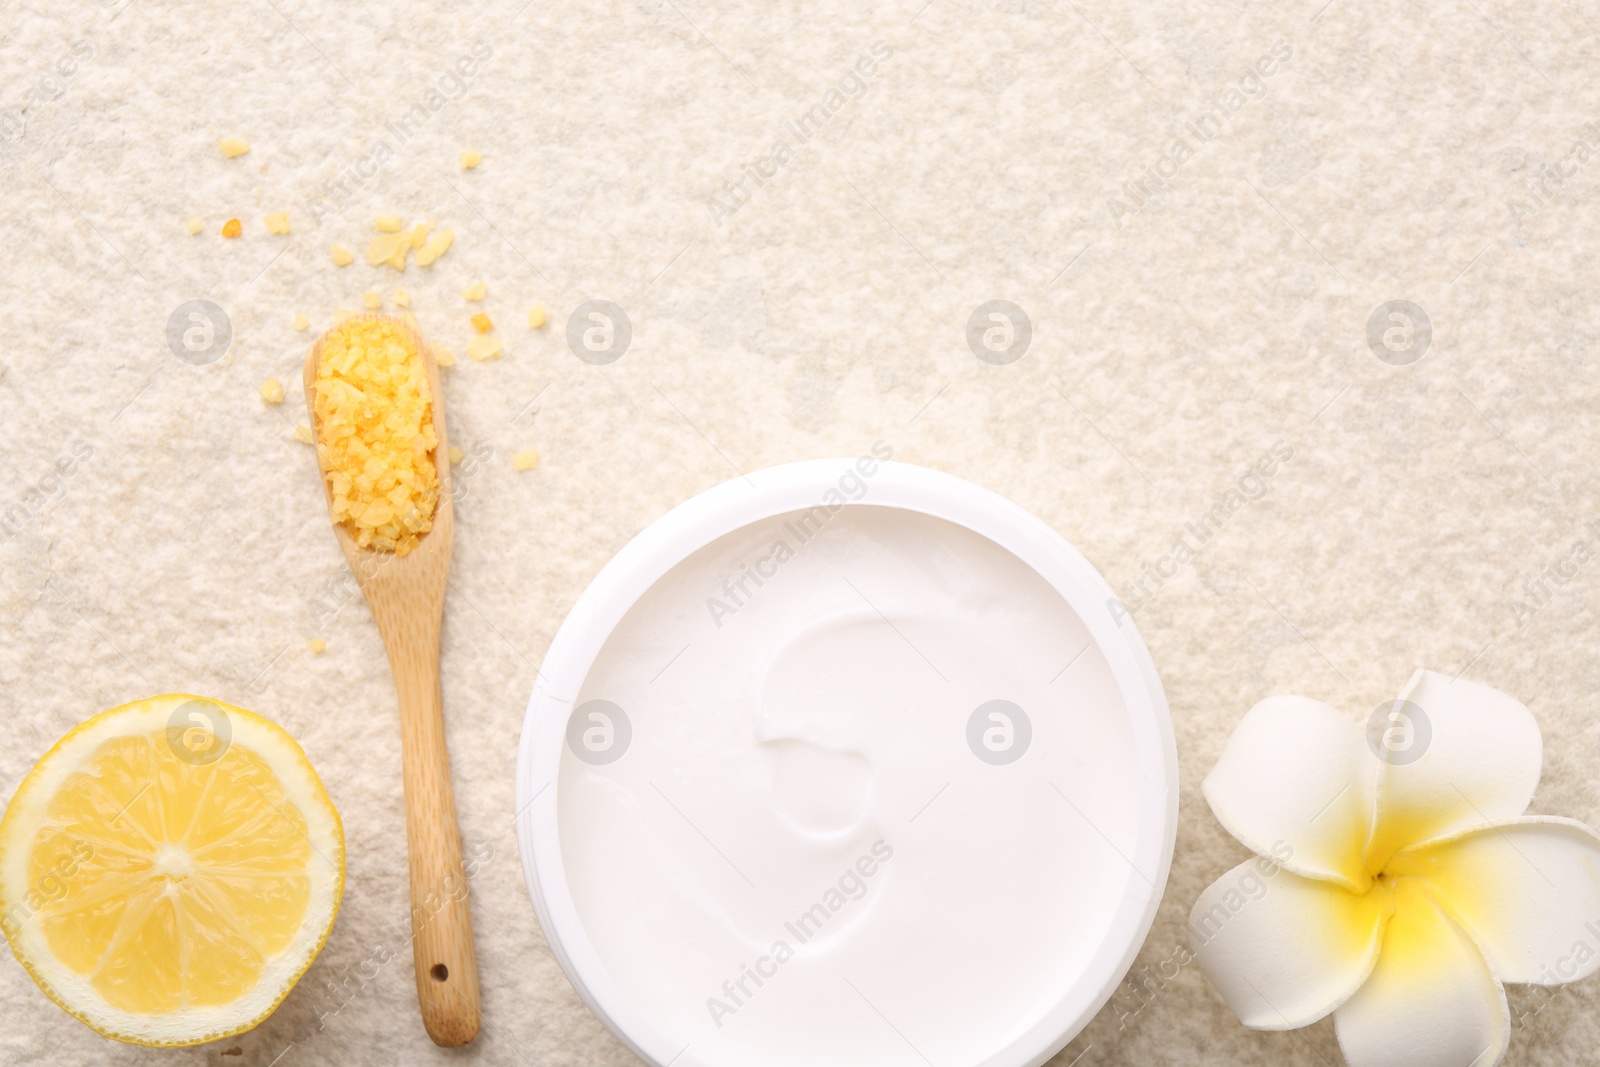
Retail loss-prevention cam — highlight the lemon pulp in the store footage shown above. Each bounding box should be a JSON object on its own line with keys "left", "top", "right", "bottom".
{"left": 32, "top": 731, "right": 313, "bottom": 1012}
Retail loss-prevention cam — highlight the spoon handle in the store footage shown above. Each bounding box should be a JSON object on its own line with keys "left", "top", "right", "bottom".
{"left": 388, "top": 617, "right": 481, "bottom": 1047}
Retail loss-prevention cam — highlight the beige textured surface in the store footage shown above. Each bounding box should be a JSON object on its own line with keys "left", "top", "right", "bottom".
{"left": 2, "top": 0, "right": 1599, "bottom": 1064}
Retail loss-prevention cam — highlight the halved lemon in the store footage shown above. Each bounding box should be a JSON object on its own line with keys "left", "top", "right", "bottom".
{"left": 0, "top": 694, "right": 344, "bottom": 1046}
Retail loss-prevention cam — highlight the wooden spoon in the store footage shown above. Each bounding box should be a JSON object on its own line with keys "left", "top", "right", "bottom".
{"left": 303, "top": 314, "right": 480, "bottom": 1047}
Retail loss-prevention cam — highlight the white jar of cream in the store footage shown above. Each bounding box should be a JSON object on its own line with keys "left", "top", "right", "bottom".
{"left": 516, "top": 456, "right": 1177, "bottom": 1067}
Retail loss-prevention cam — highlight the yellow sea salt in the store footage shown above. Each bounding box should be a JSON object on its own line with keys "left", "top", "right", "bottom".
{"left": 392, "top": 289, "right": 410, "bottom": 308}
{"left": 218, "top": 137, "right": 250, "bottom": 158}
{"left": 414, "top": 230, "right": 454, "bottom": 267}
{"left": 513, "top": 450, "right": 539, "bottom": 471}
{"left": 331, "top": 244, "right": 354, "bottom": 266}
{"left": 374, "top": 214, "right": 403, "bottom": 233}
{"left": 293, "top": 423, "right": 314, "bottom": 444}
{"left": 448, "top": 445, "right": 464, "bottom": 465}
{"left": 367, "top": 232, "right": 410, "bottom": 271}
{"left": 185, "top": 217, "right": 203, "bottom": 235}
{"left": 258, "top": 377, "right": 285, "bottom": 404}
{"left": 460, "top": 151, "right": 482, "bottom": 169}
{"left": 363, "top": 290, "right": 382, "bottom": 309}
{"left": 462, "top": 281, "right": 486, "bottom": 301}
{"left": 471, "top": 312, "right": 493, "bottom": 334}
{"left": 528, "top": 305, "right": 547, "bottom": 329}
{"left": 293, "top": 313, "right": 310, "bottom": 331}
{"left": 308, "top": 638, "right": 326, "bottom": 654}
{"left": 264, "top": 212, "right": 290, "bottom": 234}
{"left": 435, "top": 347, "right": 456, "bottom": 367}
{"left": 466, "top": 336, "right": 502, "bottom": 361}
{"left": 311, "top": 318, "right": 439, "bottom": 556}
{"left": 222, "top": 218, "right": 242, "bottom": 238}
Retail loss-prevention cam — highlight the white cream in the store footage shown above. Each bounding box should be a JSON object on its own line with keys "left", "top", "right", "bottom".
{"left": 556, "top": 504, "right": 1144, "bottom": 1066}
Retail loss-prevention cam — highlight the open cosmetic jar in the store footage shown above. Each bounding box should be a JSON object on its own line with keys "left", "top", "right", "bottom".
{"left": 517, "top": 458, "right": 1178, "bottom": 1067}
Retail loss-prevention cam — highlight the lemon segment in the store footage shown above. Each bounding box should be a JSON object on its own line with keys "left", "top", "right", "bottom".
{"left": 0, "top": 694, "right": 344, "bottom": 1046}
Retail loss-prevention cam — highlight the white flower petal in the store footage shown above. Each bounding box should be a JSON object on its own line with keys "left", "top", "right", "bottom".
{"left": 1365, "top": 670, "right": 1541, "bottom": 871}
{"left": 1387, "top": 817, "right": 1600, "bottom": 985}
{"left": 1335, "top": 878, "right": 1509, "bottom": 1067}
{"left": 1190, "top": 858, "right": 1391, "bottom": 1030}
{"left": 1203, "top": 695, "right": 1377, "bottom": 890}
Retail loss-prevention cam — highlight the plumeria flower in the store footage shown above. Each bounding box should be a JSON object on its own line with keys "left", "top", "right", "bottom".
{"left": 1190, "top": 669, "right": 1600, "bottom": 1067}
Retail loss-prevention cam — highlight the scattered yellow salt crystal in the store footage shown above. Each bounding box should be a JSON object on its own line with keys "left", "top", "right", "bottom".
{"left": 363, "top": 290, "right": 382, "bottom": 309}
{"left": 374, "top": 214, "right": 403, "bottom": 233}
{"left": 311, "top": 317, "right": 440, "bottom": 556}
{"left": 410, "top": 222, "right": 430, "bottom": 249}
{"left": 292, "top": 313, "right": 310, "bottom": 331}
{"left": 460, "top": 150, "right": 483, "bottom": 169}
{"left": 367, "top": 232, "right": 408, "bottom": 268}
{"left": 513, "top": 450, "right": 539, "bottom": 471}
{"left": 435, "top": 347, "right": 456, "bottom": 366}
{"left": 448, "top": 445, "right": 464, "bottom": 464}
{"left": 462, "top": 281, "right": 486, "bottom": 301}
{"left": 308, "top": 638, "right": 326, "bottom": 654}
{"left": 392, "top": 289, "right": 410, "bottom": 308}
{"left": 264, "top": 211, "right": 290, "bottom": 234}
{"left": 471, "top": 312, "right": 493, "bottom": 333}
{"left": 331, "top": 244, "right": 354, "bottom": 266}
{"left": 400, "top": 311, "right": 419, "bottom": 331}
{"left": 414, "top": 229, "right": 454, "bottom": 267}
{"left": 466, "top": 336, "right": 503, "bottom": 361}
{"left": 185, "top": 217, "right": 203, "bottom": 235}
{"left": 293, "top": 422, "right": 314, "bottom": 444}
{"left": 258, "top": 377, "right": 285, "bottom": 404}
{"left": 222, "top": 218, "right": 242, "bottom": 238}
{"left": 218, "top": 137, "right": 250, "bottom": 158}
{"left": 528, "top": 305, "right": 547, "bottom": 329}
